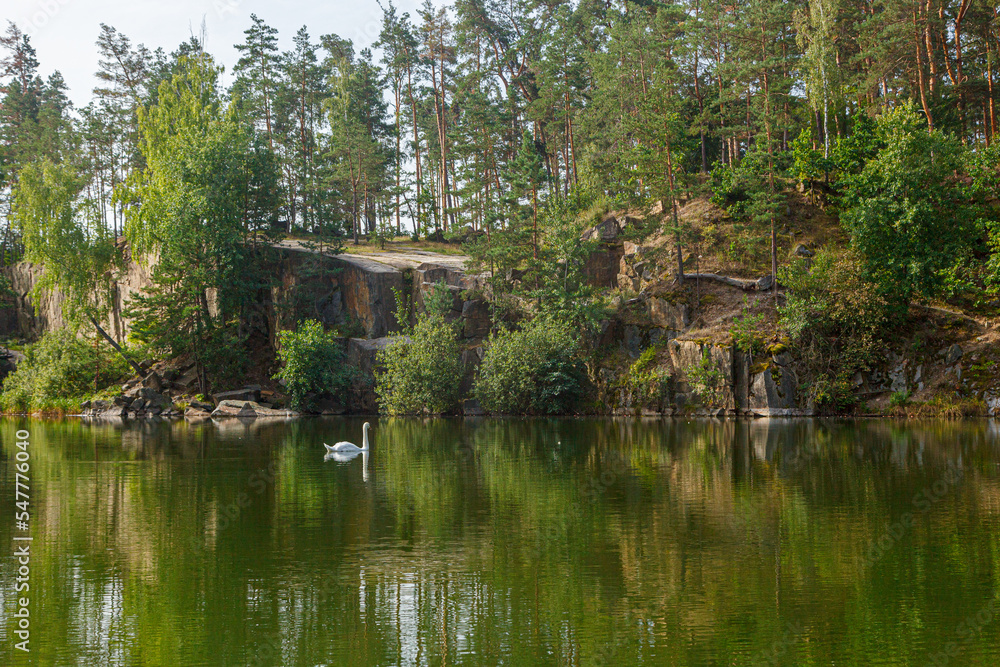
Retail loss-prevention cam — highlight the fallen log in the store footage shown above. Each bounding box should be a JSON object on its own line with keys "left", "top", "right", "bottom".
{"left": 683, "top": 273, "right": 767, "bottom": 291}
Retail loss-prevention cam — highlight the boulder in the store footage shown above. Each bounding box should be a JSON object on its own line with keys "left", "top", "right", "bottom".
{"left": 648, "top": 298, "right": 690, "bottom": 330}
{"left": 172, "top": 367, "right": 201, "bottom": 392}
{"left": 623, "top": 241, "right": 645, "bottom": 257}
{"left": 749, "top": 364, "right": 801, "bottom": 415}
{"left": 99, "top": 405, "right": 128, "bottom": 419}
{"left": 889, "top": 360, "right": 909, "bottom": 393}
{"left": 185, "top": 406, "right": 212, "bottom": 419}
{"left": 793, "top": 244, "right": 814, "bottom": 258}
{"left": 212, "top": 385, "right": 262, "bottom": 404}
{"left": 460, "top": 346, "right": 484, "bottom": 396}
{"left": 462, "top": 299, "right": 491, "bottom": 338}
{"left": 617, "top": 273, "right": 641, "bottom": 292}
{"left": 584, "top": 244, "right": 624, "bottom": 288}
{"left": 624, "top": 326, "right": 644, "bottom": 358}
{"left": 210, "top": 400, "right": 298, "bottom": 418}
{"left": 945, "top": 344, "right": 963, "bottom": 365}
{"left": 580, "top": 215, "right": 621, "bottom": 243}
{"left": 756, "top": 275, "right": 774, "bottom": 291}
{"left": 137, "top": 387, "right": 171, "bottom": 409}
{"left": 142, "top": 371, "right": 163, "bottom": 392}
{"left": 669, "top": 340, "right": 737, "bottom": 411}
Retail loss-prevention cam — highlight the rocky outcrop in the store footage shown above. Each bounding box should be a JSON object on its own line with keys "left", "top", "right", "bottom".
{"left": 271, "top": 248, "right": 404, "bottom": 340}
{"left": 619, "top": 241, "right": 666, "bottom": 292}
{"left": 1, "top": 262, "right": 67, "bottom": 338}
{"left": 212, "top": 386, "right": 262, "bottom": 404}
{"left": 345, "top": 337, "right": 396, "bottom": 413}
{"left": 747, "top": 354, "right": 800, "bottom": 416}
{"left": 581, "top": 215, "right": 624, "bottom": 288}
{"left": 81, "top": 386, "right": 183, "bottom": 419}
{"left": 647, "top": 297, "right": 689, "bottom": 331}
{"left": 210, "top": 400, "right": 298, "bottom": 418}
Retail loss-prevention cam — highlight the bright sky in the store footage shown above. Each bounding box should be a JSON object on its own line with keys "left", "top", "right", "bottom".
{"left": 7, "top": 0, "right": 423, "bottom": 108}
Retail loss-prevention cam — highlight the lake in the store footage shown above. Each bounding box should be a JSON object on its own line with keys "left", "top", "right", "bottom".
{"left": 2, "top": 417, "right": 1000, "bottom": 666}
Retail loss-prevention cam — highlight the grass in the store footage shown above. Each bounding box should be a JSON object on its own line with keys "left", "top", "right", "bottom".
{"left": 887, "top": 393, "right": 987, "bottom": 418}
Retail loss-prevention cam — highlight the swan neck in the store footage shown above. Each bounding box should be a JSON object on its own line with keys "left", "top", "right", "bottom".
{"left": 362, "top": 424, "right": 369, "bottom": 450}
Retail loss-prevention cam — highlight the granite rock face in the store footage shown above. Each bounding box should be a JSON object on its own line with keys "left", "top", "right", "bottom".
{"left": 270, "top": 249, "right": 404, "bottom": 340}
{"left": 210, "top": 400, "right": 298, "bottom": 418}
{"left": 345, "top": 337, "right": 397, "bottom": 413}
{"left": 581, "top": 215, "right": 625, "bottom": 288}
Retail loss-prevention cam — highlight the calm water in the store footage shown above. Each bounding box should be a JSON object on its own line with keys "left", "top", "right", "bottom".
{"left": 1, "top": 417, "right": 1000, "bottom": 666}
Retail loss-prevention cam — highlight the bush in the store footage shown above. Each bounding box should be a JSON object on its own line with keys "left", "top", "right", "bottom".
{"left": 274, "top": 320, "right": 351, "bottom": 411}
{"left": 838, "top": 104, "right": 977, "bottom": 312}
{"left": 374, "top": 314, "right": 463, "bottom": 415}
{"left": 778, "top": 249, "right": 890, "bottom": 410}
{"left": 0, "top": 329, "right": 131, "bottom": 412}
{"left": 475, "top": 316, "right": 586, "bottom": 415}
{"left": 730, "top": 305, "right": 767, "bottom": 357}
{"left": 686, "top": 349, "right": 726, "bottom": 407}
{"left": 621, "top": 347, "right": 670, "bottom": 409}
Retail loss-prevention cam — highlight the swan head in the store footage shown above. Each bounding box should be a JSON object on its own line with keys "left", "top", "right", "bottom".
{"left": 363, "top": 421, "right": 370, "bottom": 432}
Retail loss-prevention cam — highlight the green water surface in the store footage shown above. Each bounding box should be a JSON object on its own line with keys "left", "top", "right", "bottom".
{"left": 1, "top": 417, "right": 999, "bottom": 666}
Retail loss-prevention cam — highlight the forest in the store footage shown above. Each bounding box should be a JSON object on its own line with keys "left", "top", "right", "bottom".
{"left": 2, "top": 0, "right": 1000, "bottom": 414}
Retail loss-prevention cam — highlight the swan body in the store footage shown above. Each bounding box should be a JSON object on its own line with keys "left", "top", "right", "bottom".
{"left": 324, "top": 422, "right": 370, "bottom": 453}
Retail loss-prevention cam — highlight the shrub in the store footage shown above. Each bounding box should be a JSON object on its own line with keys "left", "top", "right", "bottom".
{"left": 374, "top": 313, "right": 463, "bottom": 416}
{"left": 730, "top": 305, "right": 767, "bottom": 357}
{"left": 475, "top": 316, "right": 586, "bottom": 414}
{"left": 0, "top": 329, "right": 131, "bottom": 412}
{"left": 622, "top": 346, "right": 670, "bottom": 408}
{"left": 274, "top": 319, "right": 351, "bottom": 411}
{"left": 687, "top": 349, "right": 726, "bottom": 407}
{"left": 778, "top": 249, "right": 890, "bottom": 410}
{"left": 889, "top": 391, "right": 910, "bottom": 408}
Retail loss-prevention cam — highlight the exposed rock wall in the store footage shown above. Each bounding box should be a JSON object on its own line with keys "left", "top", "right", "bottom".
{"left": 1, "top": 262, "right": 67, "bottom": 338}
{"left": 269, "top": 249, "right": 404, "bottom": 341}
{"left": 1, "top": 247, "right": 422, "bottom": 343}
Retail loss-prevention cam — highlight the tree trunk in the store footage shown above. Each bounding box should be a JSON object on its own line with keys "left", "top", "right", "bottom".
{"left": 89, "top": 314, "right": 143, "bottom": 376}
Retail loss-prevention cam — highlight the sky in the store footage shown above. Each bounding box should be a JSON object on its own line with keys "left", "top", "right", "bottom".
{"left": 7, "top": 0, "right": 423, "bottom": 108}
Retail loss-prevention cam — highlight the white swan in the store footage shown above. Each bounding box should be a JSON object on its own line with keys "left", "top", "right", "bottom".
{"left": 324, "top": 422, "right": 370, "bottom": 453}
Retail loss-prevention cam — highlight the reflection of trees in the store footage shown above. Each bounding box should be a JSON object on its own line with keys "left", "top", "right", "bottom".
{"left": 2, "top": 418, "right": 1000, "bottom": 664}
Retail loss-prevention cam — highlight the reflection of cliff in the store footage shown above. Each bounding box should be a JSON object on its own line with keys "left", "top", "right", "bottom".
{"left": 4, "top": 418, "right": 1000, "bottom": 664}
{"left": 356, "top": 418, "right": 1000, "bottom": 664}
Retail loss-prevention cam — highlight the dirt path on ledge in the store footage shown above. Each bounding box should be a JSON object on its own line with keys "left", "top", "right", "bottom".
{"left": 274, "top": 239, "right": 470, "bottom": 271}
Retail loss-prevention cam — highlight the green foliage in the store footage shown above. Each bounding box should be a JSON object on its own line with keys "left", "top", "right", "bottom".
{"left": 829, "top": 113, "right": 882, "bottom": 176}
{"left": 0, "top": 329, "right": 130, "bottom": 412}
{"left": 118, "top": 55, "right": 281, "bottom": 388}
{"left": 791, "top": 128, "right": 832, "bottom": 184}
{"left": 730, "top": 306, "right": 767, "bottom": 356}
{"left": 889, "top": 390, "right": 911, "bottom": 408}
{"left": 423, "top": 280, "right": 455, "bottom": 320}
{"left": 375, "top": 303, "right": 463, "bottom": 416}
{"left": 475, "top": 316, "right": 586, "bottom": 415}
{"left": 710, "top": 145, "right": 788, "bottom": 224}
{"left": 967, "top": 142, "right": 1000, "bottom": 295}
{"left": 622, "top": 347, "right": 670, "bottom": 408}
{"left": 838, "top": 104, "right": 978, "bottom": 312}
{"left": 686, "top": 349, "right": 726, "bottom": 407}
{"left": 779, "top": 250, "right": 889, "bottom": 410}
{"left": 13, "top": 159, "right": 121, "bottom": 323}
{"left": 274, "top": 319, "right": 351, "bottom": 411}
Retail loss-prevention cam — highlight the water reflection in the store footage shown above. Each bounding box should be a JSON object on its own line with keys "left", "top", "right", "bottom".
{"left": 1, "top": 417, "right": 999, "bottom": 665}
